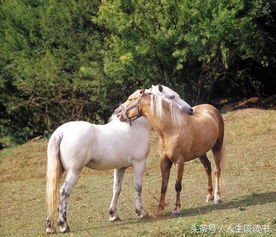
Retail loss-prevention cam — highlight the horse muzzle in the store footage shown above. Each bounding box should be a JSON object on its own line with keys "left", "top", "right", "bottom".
{"left": 117, "top": 111, "right": 129, "bottom": 122}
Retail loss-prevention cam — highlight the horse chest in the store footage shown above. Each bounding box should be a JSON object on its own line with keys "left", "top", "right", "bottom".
{"left": 159, "top": 138, "right": 182, "bottom": 161}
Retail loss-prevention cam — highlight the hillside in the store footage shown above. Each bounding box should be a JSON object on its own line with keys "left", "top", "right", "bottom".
{"left": 0, "top": 108, "right": 275, "bottom": 236}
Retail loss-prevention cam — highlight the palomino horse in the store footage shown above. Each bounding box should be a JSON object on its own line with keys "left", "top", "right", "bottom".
{"left": 116, "top": 85, "right": 225, "bottom": 217}
{"left": 45, "top": 85, "right": 193, "bottom": 233}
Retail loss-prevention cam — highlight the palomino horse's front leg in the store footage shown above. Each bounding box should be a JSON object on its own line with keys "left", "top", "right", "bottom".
{"left": 109, "top": 168, "right": 126, "bottom": 221}
{"left": 171, "top": 162, "right": 184, "bottom": 217}
{"left": 199, "top": 154, "right": 214, "bottom": 202}
{"left": 58, "top": 170, "right": 80, "bottom": 233}
{"left": 157, "top": 157, "right": 173, "bottom": 217}
{"left": 133, "top": 161, "right": 148, "bottom": 218}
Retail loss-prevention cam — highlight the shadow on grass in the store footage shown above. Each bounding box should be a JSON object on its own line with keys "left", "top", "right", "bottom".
{"left": 179, "top": 191, "right": 276, "bottom": 217}
{"left": 71, "top": 191, "right": 276, "bottom": 234}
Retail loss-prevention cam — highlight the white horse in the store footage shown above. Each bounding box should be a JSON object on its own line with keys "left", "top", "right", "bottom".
{"left": 45, "top": 85, "right": 193, "bottom": 233}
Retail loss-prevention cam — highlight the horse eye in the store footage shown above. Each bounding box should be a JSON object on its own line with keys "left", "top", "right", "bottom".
{"left": 170, "top": 95, "right": 175, "bottom": 99}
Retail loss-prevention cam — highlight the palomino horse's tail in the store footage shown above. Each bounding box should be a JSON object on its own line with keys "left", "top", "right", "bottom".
{"left": 46, "top": 130, "right": 63, "bottom": 229}
{"left": 216, "top": 119, "right": 226, "bottom": 188}
{"left": 219, "top": 142, "right": 226, "bottom": 188}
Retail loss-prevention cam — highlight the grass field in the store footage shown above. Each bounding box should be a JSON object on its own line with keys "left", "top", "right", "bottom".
{"left": 0, "top": 108, "right": 275, "bottom": 236}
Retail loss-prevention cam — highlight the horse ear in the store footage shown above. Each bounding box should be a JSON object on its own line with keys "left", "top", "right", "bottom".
{"left": 140, "top": 89, "right": 145, "bottom": 94}
{"left": 158, "top": 84, "right": 163, "bottom": 92}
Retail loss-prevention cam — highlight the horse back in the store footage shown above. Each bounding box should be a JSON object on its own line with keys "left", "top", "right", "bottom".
{"left": 183, "top": 104, "right": 224, "bottom": 158}
{"left": 192, "top": 104, "right": 223, "bottom": 127}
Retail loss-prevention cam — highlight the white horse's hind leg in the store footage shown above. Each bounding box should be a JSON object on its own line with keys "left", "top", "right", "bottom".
{"left": 57, "top": 170, "right": 80, "bottom": 233}
{"left": 109, "top": 168, "right": 126, "bottom": 222}
{"left": 133, "top": 161, "right": 148, "bottom": 218}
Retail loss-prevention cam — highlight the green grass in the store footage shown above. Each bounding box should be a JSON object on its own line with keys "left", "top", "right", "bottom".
{"left": 0, "top": 108, "right": 275, "bottom": 236}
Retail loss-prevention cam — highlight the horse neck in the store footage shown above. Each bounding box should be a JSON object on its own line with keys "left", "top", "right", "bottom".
{"left": 132, "top": 117, "right": 151, "bottom": 131}
{"left": 110, "top": 115, "right": 150, "bottom": 131}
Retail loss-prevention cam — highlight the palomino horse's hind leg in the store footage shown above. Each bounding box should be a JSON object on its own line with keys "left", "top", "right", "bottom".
{"left": 171, "top": 162, "right": 184, "bottom": 217}
{"left": 109, "top": 168, "right": 126, "bottom": 221}
{"left": 57, "top": 170, "right": 80, "bottom": 233}
{"left": 133, "top": 161, "right": 149, "bottom": 218}
{"left": 212, "top": 149, "right": 223, "bottom": 204}
{"left": 157, "top": 157, "right": 173, "bottom": 217}
{"left": 199, "top": 154, "right": 214, "bottom": 202}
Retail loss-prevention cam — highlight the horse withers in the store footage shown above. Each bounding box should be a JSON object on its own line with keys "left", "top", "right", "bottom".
{"left": 116, "top": 85, "right": 225, "bottom": 217}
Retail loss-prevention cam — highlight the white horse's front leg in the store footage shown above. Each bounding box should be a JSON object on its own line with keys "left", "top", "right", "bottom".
{"left": 133, "top": 161, "right": 149, "bottom": 218}
{"left": 109, "top": 168, "right": 126, "bottom": 222}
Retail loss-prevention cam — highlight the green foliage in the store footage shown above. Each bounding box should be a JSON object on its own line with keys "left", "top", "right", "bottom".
{"left": 0, "top": 0, "right": 275, "bottom": 146}
{"left": 96, "top": 0, "right": 274, "bottom": 103}
{"left": 0, "top": 0, "right": 109, "bottom": 145}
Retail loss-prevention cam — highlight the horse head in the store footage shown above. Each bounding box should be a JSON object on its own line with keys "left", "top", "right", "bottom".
{"left": 114, "top": 89, "right": 146, "bottom": 122}
{"left": 150, "top": 84, "right": 193, "bottom": 115}
{"left": 115, "top": 85, "right": 193, "bottom": 122}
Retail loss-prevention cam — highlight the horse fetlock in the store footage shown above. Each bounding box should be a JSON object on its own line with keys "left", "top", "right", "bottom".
{"left": 136, "top": 209, "right": 149, "bottom": 218}
{"left": 109, "top": 208, "right": 121, "bottom": 222}
{"left": 174, "top": 204, "right": 181, "bottom": 213}
{"left": 59, "top": 224, "right": 70, "bottom": 233}
{"left": 46, "top": 227, "right": 56, "bottom": 234}
{"left": 45, "top": 218, "right": 56, "bottom": 234}
{"left": 214, "top": 198, "right": 222, "bottom": 204}
{"left": 109, "top": 215, "right": 121, "bottom": 222}
{"left": 206, "top": 195, "right": 214, "bottom": 202}
{"left": 57, "top": 217, "right": 70, "bottom": 233}
{"left": 156, "top": 208, "right": 165, "bottom": 218}
{"left": 214, "top": 192, "right": 222, "bottom": 204}
{"left": 171, "top": 210, "right": 181, "bottom": 217}
{"left": 108, "top": 208, "right": 116, "bottom": 215}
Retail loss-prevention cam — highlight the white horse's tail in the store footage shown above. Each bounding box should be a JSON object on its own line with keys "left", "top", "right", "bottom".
{"left": 46, "top": 131, "right": 63, "bottom": 229}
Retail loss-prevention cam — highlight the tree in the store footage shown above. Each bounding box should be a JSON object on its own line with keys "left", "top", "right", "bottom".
{"left": 96, "top": 0, "right": 275, "bottom": 103}
{"left": 0, "top": 0, "right": 275, "bottom": 147}
{"left": 0, "top": 0, "right": 109, "bottom": 146}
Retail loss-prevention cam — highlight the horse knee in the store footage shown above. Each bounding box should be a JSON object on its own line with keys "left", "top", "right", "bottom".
{"left": 175, "top": 182, "right": 182, "bottom": 193}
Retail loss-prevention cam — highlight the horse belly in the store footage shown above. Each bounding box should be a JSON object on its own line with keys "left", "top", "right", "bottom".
{"left": 87, "top": 143, "right": 148, "bottom": 170}
{"left": 85, "top": 155, "right": 131, "bottom": 170}
{"left": 189, "top": 134, "right": 217, "bottom": 158}
{"left": 88, "top": 128, "right": 149, "bottom": 170}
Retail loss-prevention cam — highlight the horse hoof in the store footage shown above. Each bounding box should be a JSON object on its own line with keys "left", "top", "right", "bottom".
{"left": 138, "top": 211, "right": 149, "bottom": 219}
{"left": 156, "top": 212, "right": 164, "bottom": 218}
{"left": 206, "top": 196, "right": 214, "bottom": 202}
{"left": 109, "top": 216, "right": 121, "bottom": 222}
{"left": 171, "top": 211, "right": 181, "bottom": 217}
{"left": 214, "top": 199, "right": 222, "bottom": 204}
{"left": 60, "top": 225, "right": 70, "bottom": 233}
{"left": 46, "top": 227, "right": 56, "bottom": 234}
